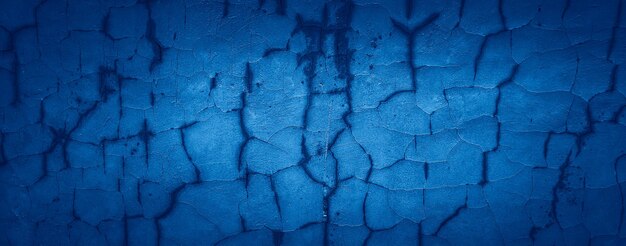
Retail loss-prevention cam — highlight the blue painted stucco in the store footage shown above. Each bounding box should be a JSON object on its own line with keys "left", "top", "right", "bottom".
{"left": 1, "top": 0, "right": 626, "bottom": 245}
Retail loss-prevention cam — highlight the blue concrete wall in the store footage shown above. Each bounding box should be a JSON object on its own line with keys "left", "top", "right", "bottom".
{"left": 1, "top": 0, "right": 626, "bottom": 245}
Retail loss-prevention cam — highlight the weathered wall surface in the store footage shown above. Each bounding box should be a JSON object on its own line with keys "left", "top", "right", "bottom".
{"left": 1, "top": 0, "right": 626, "bottom": 245}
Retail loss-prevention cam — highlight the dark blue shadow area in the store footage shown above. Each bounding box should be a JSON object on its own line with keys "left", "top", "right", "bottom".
{"left": 1, "top": 0, "right": 626, "bottom": 245}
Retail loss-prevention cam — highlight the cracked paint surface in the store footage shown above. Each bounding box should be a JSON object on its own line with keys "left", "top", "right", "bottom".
{"left": 1, "top": 0, "right": 626, "bottom": 245}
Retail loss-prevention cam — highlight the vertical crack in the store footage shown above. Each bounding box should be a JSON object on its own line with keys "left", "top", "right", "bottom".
{"left": 543, "top": 131, "right": 554, "bottom": 161}
{"left": 144, "top": 0, "right": 165, "bottom": 72}
{"left": 269, "top": 175, "right": 283, "bottom": 222}
{"left": 179, "top": 121, "right": 201, "bottom": 182}
{"left": 456, "top": 0, "right": 465, "bottom": 28}
{"left": 238, "top": 63, "right": 253, "bottom": 175}
{"left": 272, "top": 230, "right": 284, "bottom": 246}
{"left": 497, "top": 0, "right": 507, "bottom": 30}
{"left": 222, "top": 0, "right": 230, "bottom": 19}
{"left": 418, "top": 221, "right": 424, "bottom": 246}
{"left": 549, "top": 150, "right": 573, "bottom": 226}
{"left": 276, "top": 0, "right": 286, "bottom": 15}
{"left": 479, "top": 152, "right": 489, "bottom": 186}
{"left": 4, "top": 25, "right": 36, "bottom": 106}
{"left": 390, "top": 13, "right": 440, "bottom": 91}
{"left": 608, "top": 0, "right": 623, "bottom": 62}
{"left": 405, "top": 0, "right": 413, "bottom": 20}
{"left": 137, "top": 119, "right": 154, "bottom": 168}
